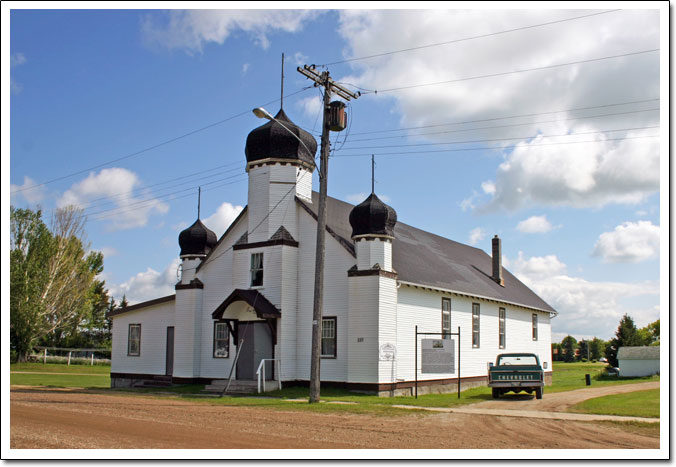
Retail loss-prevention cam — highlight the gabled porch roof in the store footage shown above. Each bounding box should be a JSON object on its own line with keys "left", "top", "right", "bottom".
{"left": 211, "top": 288, "right": 281, "bottom": 320}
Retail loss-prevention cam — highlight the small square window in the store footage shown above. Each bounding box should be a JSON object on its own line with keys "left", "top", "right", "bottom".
{"left": 128, "top": 324, "right": 141, "bottom": 356}
{"left": 251, "top": 253, "right": 263, "bottom": 287}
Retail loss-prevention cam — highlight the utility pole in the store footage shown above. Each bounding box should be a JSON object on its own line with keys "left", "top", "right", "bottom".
{"left": 297, "top": 65, "right": 359, "bottom": 403}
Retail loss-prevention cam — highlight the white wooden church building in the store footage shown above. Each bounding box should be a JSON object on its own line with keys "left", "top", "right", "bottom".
{"left": 109, "top": 108, "right": 556, "bottom": 395}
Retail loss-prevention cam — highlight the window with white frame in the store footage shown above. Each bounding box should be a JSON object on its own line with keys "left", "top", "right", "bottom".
{"left": 250, "top": 253, "right": 263, "bottom": 287}
{"left": 128, "top": 324, "right": 141, "bottom": 356}
{"left": 442, "top": 298, "right": 451, "bottom": 339}
{"left": 499, "top": 307, "right": 506, "bottom": 349}
{"left": 321, "top": 317, "right": 337, "bottom": 358}
{"left": 532, "top": 313, "right": 538, "bottom": 341}
{"left": 472, "top": 303, "right": 480, "bottom": 348}
{"left": 213, "top": 321, "right": 230, "bottom": 358}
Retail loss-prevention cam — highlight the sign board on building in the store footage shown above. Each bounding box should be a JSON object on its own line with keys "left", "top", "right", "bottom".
{"left": 421, "top": 339, "right": 455, "bottom": 373}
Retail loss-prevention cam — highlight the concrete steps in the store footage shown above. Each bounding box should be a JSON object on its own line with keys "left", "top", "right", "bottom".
{"left": 203, "top": 379, "right": 279, "bottom": 394}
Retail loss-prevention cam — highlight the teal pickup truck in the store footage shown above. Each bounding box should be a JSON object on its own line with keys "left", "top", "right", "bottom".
{"left": 488, "top": 353, "right": 545, "bottom": 399}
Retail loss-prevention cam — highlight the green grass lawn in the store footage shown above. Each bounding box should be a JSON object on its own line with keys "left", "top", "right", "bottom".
{"left": 569, "top": 389, "right": 660, "bottom": 418}
{"left": 10, "top": 362, "right": 111, "bottom": 388}
{"left": 549, "top": 361, "right": 659, "bottom": 393}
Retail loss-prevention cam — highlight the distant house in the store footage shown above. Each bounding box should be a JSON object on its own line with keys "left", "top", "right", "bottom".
{"left": 617, "top": 346, "right": 660, "bottom": 377}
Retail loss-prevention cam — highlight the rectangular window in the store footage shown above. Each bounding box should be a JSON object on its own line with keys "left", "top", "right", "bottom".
{"left": 321, "top": 317, "right": 337, "bottom": 358}
{"left": 128, "top": 324, "right": 141, "bottom": 356}
{"left": 472, "top": 303, "right": 480, "bottom": 348}
{"left": 499, "top": 307, "right": 506, "bottom": 349}
{"left": 441, "top": 298, "right": 451, "bottom": 339}
{"left": 250, "top": 253, "right": 263, "bottom": 287}
{"left": 532, "top": 313, "right": 538, "bottom": 341}
{"left": 213, "top": 322, "right": 230, "bottom": 358}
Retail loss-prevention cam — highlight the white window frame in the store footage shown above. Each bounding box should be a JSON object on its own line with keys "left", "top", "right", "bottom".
{"left": 250, "top": 252, "right": 264, "bottom": 287}
{"left": 472, "top": 303, "right": 480, "bottom": 348}
{"left": 441, "top": 297, "right": 451, "bottom": 339}
{"left": 213, "top": 321, "right": 230, "bottom": 358}
{"left": 321, "top": 317, "right": 337, "bottom": 358}
{"left": 499, "top": 307, "right": 506, "bottom": 349}
{"left": 128, "top": 324, "right": 141, "bottom": 356}
{"left": 532, "top": 313, "right": 538, "bottom": 341}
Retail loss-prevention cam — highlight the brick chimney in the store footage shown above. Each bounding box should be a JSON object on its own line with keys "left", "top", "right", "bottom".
{"left": 492, "top": 235, "right": 504, "bottom": 286}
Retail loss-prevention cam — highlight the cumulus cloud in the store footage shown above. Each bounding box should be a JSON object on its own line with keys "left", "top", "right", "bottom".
{"left": 58, "top": 168, "right": 169, "bottom": 230}
{"left": 11, "top": 52, "right": 26, "bottom": 94}
{"left": 592, "top": 220, "right": 660, "bottom": 263}
{"left": 108, "top": 259, "right": 180, "bottom": 305}
{"left": 297, "top": 95, "right": 323, "bottom": 120}
{"left": 10, "top": 176, "right": 47, "bottom": 205}
{"left": 468, "top": 227, "right": 485, "bottom": 246}
{"left": 203, "top": 202, "right": 244, "bottom": 237}
{"left": 508, "top": 251, "right": 659, "bottom": 339}
{"left": 142, "top": 10, "right": 322, "bottom": 53}
{"left": 334, "top": 10, "right": 660, "bottom": 211}
{"left": 516, "top": 215, "right": 557, "bottom": 234}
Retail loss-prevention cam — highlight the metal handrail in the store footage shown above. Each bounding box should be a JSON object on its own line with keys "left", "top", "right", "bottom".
{"left": 256, "top": 359, "right": 282, "bottom": 393}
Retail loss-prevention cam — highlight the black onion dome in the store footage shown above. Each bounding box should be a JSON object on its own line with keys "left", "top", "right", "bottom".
{"left": 178, "top": 219, "right": 217, "bottom": 256}
{"left": 349, "top": 193, "right": 398, "bottom": 238}
{"left": 245, "top": 109, "right": 317, "bottom": 166}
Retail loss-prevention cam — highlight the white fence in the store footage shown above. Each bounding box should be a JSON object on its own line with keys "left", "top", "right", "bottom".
{"left": 31, "top": 347, "right": 111, "bottom": 366}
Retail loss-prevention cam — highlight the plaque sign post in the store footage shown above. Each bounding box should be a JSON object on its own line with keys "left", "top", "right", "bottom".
{"left": 414, "top": 326, "right": 461, "bottom": 399}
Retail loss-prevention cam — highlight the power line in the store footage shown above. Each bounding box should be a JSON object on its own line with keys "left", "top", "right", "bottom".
{"left": 12, "top": 87, "right": 313, "bottom": 194}
{"left": 336, "top": 125, "right": 659, "bottom": 151}
{"left": 321, "top": 10, "right": 621, "bottom": 66}
{"left": 349, "top": 98, "right": 660, "bottom": 136}
{"left": 356, "top": 49, "right": 659, "bottom": 94}
{"left": 334, "top": 134, "right": 659, "bottom": 158}
{"left": 87, "top": 176, "right": 247, "bottom": 222}
{"left": 341, "top": 107, "right": 659, "bottom": 142}
{"left": 85, "top": 173, "right": 247, "bottom": 219}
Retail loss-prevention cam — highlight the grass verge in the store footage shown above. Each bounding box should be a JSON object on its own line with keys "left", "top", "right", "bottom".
{"left": 568, "top": 389, "right": 659, "bottom": 418}
{"left": 549, "top": 361, "right": 659, "bottom": 393}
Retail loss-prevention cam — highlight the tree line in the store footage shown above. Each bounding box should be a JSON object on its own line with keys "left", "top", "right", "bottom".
{"left": 553, "top": 315, "right": 659, "bottom": 367}
{"left": 10, "top": 206, "right": 128, "bottom": 362}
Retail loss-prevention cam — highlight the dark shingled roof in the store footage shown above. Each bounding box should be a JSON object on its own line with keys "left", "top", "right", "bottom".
{"left": 179, "top": 219, "right": 218, "bottom": 256}
{"left": 298, "top": 192, "right": 556, "bottom": 314}
{"left": 245, "top": 109, "right": 317, "bottom": 166}
{"left": 212, "top": 289, "right": 281, "bottom": 320}
{"left": 349, "top": 193, "right": 397, "bottom": 238}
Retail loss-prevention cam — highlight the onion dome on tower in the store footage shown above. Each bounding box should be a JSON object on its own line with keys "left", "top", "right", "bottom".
{"left": 178, "top": 219, "right": 217, "bottom": 257}
{"left": 349, "top": 193, "right": 398, "bottom": 238}
{"left": 245, "top": 109, "right": 317, "bottom": 167}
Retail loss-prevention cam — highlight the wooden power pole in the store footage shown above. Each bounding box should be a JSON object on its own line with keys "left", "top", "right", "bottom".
{"left": 297, "top": 65, "right": 359, "bottom": 403}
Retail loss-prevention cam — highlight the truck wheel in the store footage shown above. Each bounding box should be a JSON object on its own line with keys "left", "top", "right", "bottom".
{"left": 535, "top": 387, "right": 543, "bottom": 399}
{"left": 492, "top": 388, "right": 500, "bottom": 399}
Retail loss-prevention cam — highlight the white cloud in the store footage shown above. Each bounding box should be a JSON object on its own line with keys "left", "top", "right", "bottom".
{"left": 509, "top": 251, "right": 659, "bottom": 339}
{"left": 592, "top": 220, "right": 660, "bottom": 263}
{"left": 297, "top": 95, "right": 323, "bottom": 119}
{"left": 335, "top": 10, "right": 660, "bottom": 212}
{"left": 481, "top": 181, "right": 496, "bottom": 195}
{"left": 96, "top": 246, "right": 118, "bottom": 258}
{"left": 10, "top": 176, "right": 47, "bottom": 204}
{"left": 468, "top": 227, "right": 485, "bottom": 246}
{"left": 241, "top": 63, "right": 250, "bottom": 74}
{"left": 108, "top": 259, "right": 180, "bottom": 305}
{"left": 459, "top": 190, "right": 479, "bottom": 212}
{"left": 516, "top": 215, "right": 556, "bottom": 234}
{"left": 142, "top": 10, "right": 322, "bottom": 53}
{"left": 58, "top": 168, "right": 169, "bottom": 230}
{"left": 202, "top": 202, "right": 244, "bottom": 237}
{"left": 10, "top": 52, "right": 26, "bottom": 94}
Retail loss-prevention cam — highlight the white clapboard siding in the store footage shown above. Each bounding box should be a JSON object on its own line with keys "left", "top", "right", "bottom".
{"left": 111, "top": 300, "right": 175, "bottom": 376}
{"left": 356, "top": 238, "right": 392, "bottom": 271}
{"left": 395, "top": 285, "right": 552, "bottom": 382}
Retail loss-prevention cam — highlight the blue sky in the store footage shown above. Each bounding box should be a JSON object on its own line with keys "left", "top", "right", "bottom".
{"left": 7, "top": 6, "right": 665, "bottom": 342}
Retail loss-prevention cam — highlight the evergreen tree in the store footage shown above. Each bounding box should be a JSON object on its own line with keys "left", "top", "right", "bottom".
{"left": 605, "top": 314, "right": 641, "bottom": 367}
{"left": 561, "top": 335, "right": 577, "bottom": 363}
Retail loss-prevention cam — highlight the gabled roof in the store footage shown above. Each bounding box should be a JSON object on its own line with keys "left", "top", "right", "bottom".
{"left": 106, "top": 294, "right": 175, "bottom": 318}
{"left": 617, "top": 346, "right": 660, "bottom": 360}
{"left": 297, "top": 192, "right": 556, "bottom": 314}
{"left": 212, "top": 289, "right": 281, "bottom": 320}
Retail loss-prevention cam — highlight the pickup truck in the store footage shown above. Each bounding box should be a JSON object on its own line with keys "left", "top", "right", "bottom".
{"left": 488, "top": 353, "right": 545, "bottom": 399}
